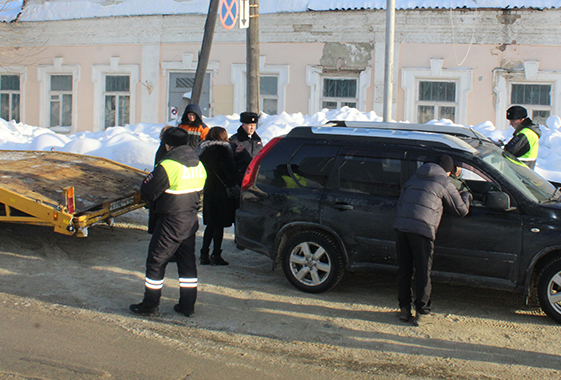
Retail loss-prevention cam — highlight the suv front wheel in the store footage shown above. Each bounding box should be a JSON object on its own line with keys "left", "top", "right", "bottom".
{"left": 537, "top": 258, "right": 561, "bottom": 323}
{"left": 281, "top": 231, "right": 345, "bottom": 293}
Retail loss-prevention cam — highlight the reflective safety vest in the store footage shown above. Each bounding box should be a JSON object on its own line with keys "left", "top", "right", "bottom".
{"left": 159, "top": 159, "right": 207, "bottom": 194}
{"left": 517, "top": 128, "right": 539, "bottom": 161}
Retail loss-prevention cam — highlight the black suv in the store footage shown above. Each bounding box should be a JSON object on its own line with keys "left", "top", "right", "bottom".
{"left": 235, "top": 121, "right": 561, "bottom": 323}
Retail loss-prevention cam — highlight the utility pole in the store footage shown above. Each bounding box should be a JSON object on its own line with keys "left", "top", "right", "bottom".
{"left": 246, "top": 0, "right": 260, "bottom": 113}
{"left": 383, "top": 0, "right": 395, "bottom": 122}
{"left": 191, "top": 0, "right": 220, "bottom": 106}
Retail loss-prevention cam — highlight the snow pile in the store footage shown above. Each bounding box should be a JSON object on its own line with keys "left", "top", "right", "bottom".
{"left": 1, "top": 108, "right": 560, "bottom": 182}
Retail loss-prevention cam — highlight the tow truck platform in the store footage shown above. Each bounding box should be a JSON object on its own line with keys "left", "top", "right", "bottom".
{"left": 0, "top": 150, "right": 148, "bottom": 237}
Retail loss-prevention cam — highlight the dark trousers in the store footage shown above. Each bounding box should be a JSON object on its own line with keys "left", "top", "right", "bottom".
{"left": 201, "top": 224, "right": 224, "bottom": 254}
{"left": 395, "top": 230, "right": 434, "bottom": 313}
{"left": 143, "top": 213, "right": 198, "bottom": 312}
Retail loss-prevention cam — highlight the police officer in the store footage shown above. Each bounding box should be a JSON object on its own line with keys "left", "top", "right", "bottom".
{"left": 130, "top": 127, "right": 207, "bottom": 317}
{"left": 229, "top": 112, "right": 263, "bottom": 184}
{"left": 503, "top": 105, "right": 541, "bottom": 170}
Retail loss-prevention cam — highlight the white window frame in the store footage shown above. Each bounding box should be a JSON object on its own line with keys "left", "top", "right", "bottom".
{"left": 320, "top": 76, "right": 360, "bottom": 110}
{"left": 49, "top": 75, "right": 74, "bottom": 129}
{"left": 494, "top": 61, "right": 561, "bottom": 129}
{"left": 416, "top": 80, "right": 458, "bottom": 124}
{"left": 0, "top": 66, "right": 26, "bottom": 123}
{"left": 306, "top": 66, "right": 370, "bottom": 115}
{"left": 92, "top": 57, "right": 138, "bottom": 131}
{"left": 104, "top": 75, "right": 131, "bottom": 129}
{"left": 232, "top": 56, "right": 289, "bottom": 115}
{"left": 402, "top": 59, "right": 472, "bottom": 125}
{"left": 259, "top": 75, "right": 280, "bottom": 115}
{"left": 510, "top": 82, "right": 552, "bottom": 126}
{"left": 38, "top": 58, "right": 80, "bottom": 133}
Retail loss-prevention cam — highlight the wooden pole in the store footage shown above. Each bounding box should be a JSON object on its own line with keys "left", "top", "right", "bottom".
{"left": 246, "top": 0, "right": 260, "bottom": 113}
{"left": 191, "top": 0, "right": 220, "bottom": 106}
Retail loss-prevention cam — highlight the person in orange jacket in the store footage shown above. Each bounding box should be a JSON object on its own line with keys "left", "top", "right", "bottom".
{"left": 154, "top": 104, "right": 209, "bottom": 165}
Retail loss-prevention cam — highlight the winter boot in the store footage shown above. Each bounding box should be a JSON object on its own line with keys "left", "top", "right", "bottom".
{"left": 210, "top": 250, "right": 229, "bottom": 266}
{"left": 130, "top": 287, "right": 160, "bottom": 316}
{"left": 199, "top": 248, "right": 211, "bottom": 265}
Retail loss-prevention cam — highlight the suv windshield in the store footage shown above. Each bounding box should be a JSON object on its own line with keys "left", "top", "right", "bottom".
{"left": 479, "top": 147, "right": 557, "bottom": 203}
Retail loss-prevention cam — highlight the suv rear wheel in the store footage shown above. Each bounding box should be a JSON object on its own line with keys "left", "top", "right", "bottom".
{"left": 281, "top": 231, "right": 345, "bottom": 293}
{"left": 537, "top": 258, "right": 561, "bottom": 323}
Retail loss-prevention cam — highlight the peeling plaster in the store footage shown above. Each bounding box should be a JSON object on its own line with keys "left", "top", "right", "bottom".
{"left": 319, "top": 42, "right": 374, "bottom": 70}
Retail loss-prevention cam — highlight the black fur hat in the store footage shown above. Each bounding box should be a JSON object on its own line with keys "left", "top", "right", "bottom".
{"left": 162, "top": 127, "right": 189, "bottom": 147}
{"left": 507, "top": 105, "right": 528, "bottom": 120}
{"left": 240, "top": 112, "right": 259, "bottom": 124}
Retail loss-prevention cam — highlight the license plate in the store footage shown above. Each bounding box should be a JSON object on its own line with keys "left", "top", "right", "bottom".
{"left": 110, "top": 196, "right": 135, "bottom": 211}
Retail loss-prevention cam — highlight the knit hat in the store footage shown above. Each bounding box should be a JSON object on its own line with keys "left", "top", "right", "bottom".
{"left": 507, "top": 105, "right": 528, "bottom": 120}
{"left": 435, "top": 155, "right": 455, "bottom": 173}
{"left": 162, "top": 127, "right": 189, "bottom": 147}
{"left": 240, "top": 112, "right": 259, "bottom": 124}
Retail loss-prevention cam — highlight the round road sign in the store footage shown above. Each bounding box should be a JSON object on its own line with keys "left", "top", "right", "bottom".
{"left": 219, "top": 0, "right": 238, "bottom": 30}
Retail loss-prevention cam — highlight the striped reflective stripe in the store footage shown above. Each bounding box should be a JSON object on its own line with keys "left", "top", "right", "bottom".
{"left": 165, "top": 188, "right": 203, "bottom": 194}
{"left": 179, "top": 278, "right": 198, "bottom": 288}
{"left": 145, "top": 278, "right": 164, "bottom": 289}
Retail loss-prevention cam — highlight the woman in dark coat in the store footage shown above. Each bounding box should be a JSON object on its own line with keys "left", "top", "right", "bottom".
{"left": 195, "top": 127, "right": 239, "bottom": 265}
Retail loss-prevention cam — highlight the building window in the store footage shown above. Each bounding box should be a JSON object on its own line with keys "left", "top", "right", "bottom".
{"left": 232, "top": 58, "right": 289, "bottom": 114}
{"left": 416, "top": 81, "right": 457, "bottom": 123}
{"left": 104, "top": 75, "right": 130, "bottom": 128}
{"left": 402, "top": 62, "right": 472, "bottom": 125}
{"left": 168, "top": 72, "right": 211, "bottom": 119}
{"left": 510, "top": 83, "right": 551, "bottom": 126}
{"left": 321, "top": 77, "right": 358, "bottom": 110}
{"left": 260, "top": 75, "right": 278, "bottom": 115}
{"left": 49, "top": 75, "right": 72, "bottom": 127}
{"left": 92, "top": 60, "right": 137, "bottom": 132}
{"left": 0, "top": 75, "right": 20, "bottom": 122}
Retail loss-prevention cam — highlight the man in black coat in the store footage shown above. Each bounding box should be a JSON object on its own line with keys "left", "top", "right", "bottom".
{"left": 393, "top": 155, "right": 472, "bottom": 326}
{"left": 229, "top": 111, "right": 263, "bottom": 184}
{"left": 130, "top": 127, "right": 207, "bottom": 317}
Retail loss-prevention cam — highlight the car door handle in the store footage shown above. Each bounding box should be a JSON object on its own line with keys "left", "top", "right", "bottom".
{"left": 334, "top": 202, "right": 353, "bottom": 210}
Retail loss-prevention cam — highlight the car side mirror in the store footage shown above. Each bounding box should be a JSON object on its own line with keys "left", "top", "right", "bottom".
{"left": 486, "top": 191, "right": 515, "bottom": 211}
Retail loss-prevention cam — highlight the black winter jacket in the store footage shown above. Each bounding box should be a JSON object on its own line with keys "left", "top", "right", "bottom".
{"left": 195, "top": 140, "right": 239, "bottom": 227}
{"left": 393, "top": 163, "right": 471, "bottom": 240}
{"left": 229, "top": 126, "right": 263, "bottom": 182}
{"left": 142, "top": 145, "right": 203, "bottom": 232}
{"left": 504, "top": 118, "right": 541, "bottom": 158}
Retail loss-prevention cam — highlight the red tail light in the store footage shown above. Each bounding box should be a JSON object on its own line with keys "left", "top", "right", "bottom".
{"left": 241, "top": 136, "right": 283, "bottom": 191}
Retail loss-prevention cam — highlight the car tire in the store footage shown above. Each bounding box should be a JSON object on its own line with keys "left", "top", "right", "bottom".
{"left": 537, "top": 258, "right": 561, "bottom": 324}
{"left": 281, "top": 231, "right": 345, "bottom": 293}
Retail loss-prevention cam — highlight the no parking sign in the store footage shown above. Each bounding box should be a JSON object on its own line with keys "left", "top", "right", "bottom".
{"left": 219, "top": 0, "right": 238, "bottom": 30}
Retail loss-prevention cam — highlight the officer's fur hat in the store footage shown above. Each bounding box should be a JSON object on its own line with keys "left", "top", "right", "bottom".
{"left": 240, "top": 112, "right": 259, "bottom": 124}
{"left": 507, "top": 105, "right": 528, "bottom": 120}
{"left": 162, "top": 127, "right": 189, "bottom": 147}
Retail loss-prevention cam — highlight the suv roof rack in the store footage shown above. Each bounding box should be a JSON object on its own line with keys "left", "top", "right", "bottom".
{"left": 326, "top": 120, "right": 490, "bottom": 141}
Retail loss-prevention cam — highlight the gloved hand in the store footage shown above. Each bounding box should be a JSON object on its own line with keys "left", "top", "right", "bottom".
{"left": 461, "top": 191, "right": 473, "bottom": 205}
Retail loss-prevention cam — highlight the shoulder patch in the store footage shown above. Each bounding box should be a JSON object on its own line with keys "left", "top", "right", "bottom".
{"left": 143, "top": 173, "right": 153, "bottom": 184}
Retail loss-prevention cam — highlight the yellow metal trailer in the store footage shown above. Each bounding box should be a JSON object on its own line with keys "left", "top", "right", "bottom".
{"left": 0, "top": 150, "right": 148, "bottom": 237}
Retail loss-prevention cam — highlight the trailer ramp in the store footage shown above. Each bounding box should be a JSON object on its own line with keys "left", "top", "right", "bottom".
{"left": 0, "top": 150, "right": 147, "bottom": 237}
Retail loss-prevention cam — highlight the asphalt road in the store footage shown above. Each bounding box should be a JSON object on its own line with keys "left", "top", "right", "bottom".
{"left": 1, "top": 213, "right": 560, "bottom": 379}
